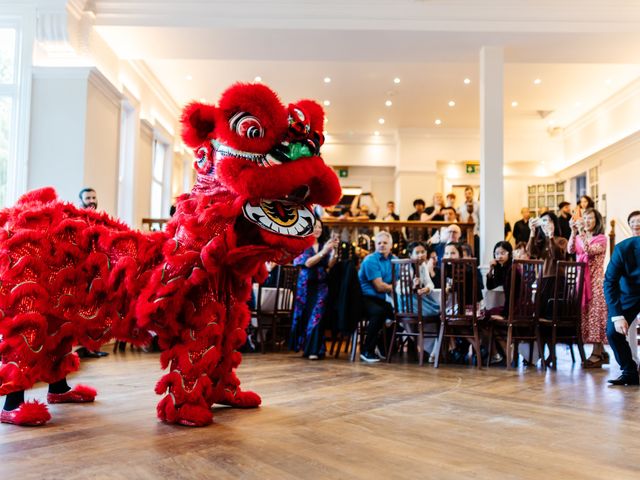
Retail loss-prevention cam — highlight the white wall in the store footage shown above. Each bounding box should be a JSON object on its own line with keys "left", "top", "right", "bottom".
{"left": 28, "top": 70, "right": 88, "bottom": 203}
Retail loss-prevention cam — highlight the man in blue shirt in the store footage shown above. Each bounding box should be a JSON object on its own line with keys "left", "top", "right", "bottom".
{"left": 358, "top": 231, "right": 396, "bottom": 362}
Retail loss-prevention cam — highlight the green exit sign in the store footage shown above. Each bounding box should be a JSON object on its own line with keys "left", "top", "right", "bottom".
{"left": 466, "top": 163, "right": 479, "bottom": 174}
{"left": 338, "top": 168, "right": 349, "bottom": 178}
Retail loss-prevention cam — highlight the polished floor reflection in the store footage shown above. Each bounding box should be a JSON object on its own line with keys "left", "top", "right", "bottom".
{"left": 0, "top": 347, "right": 636, "bottom": 479}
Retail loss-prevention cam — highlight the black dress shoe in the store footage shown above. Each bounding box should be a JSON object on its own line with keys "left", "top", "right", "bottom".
{"left": 607, "top": 375, "right": 640, "bottom": 386}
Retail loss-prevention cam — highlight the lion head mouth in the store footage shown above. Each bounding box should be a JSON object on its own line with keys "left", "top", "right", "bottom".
{"left": 242, "top": 199, "right": 315, "bottom": 237}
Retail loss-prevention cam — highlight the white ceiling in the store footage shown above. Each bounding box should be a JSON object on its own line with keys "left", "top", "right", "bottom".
{"left": 92, "top": 0, "right": 640, "bottom": 135}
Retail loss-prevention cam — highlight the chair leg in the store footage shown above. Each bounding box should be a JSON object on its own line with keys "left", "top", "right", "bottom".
{"left": 569, "top": 345, "right": 576, "bottom": 363}
{"left": 486, "top": 325, "right": 494, "bottom": 368}
{"left": 528, "top": 340, "right": 534, "bottom": 364}
{"left": 349, "top": 328, "right": 359, "bottom": 362}
{"left": 506, "top": 326, "right": 513, "bottom": 369}
{"left": 473, "top": 325, "right": 482, "bottom": 369}
{"left": 387, "top": 323, "right": 398, "bottom": 364}
{"left": 257, "top": 318, "right": 266, "bottom": 354}
{"left": 536, "top": 325, "right": 546, "bottom": 371}
{"left": 417, "top": 321, "right": 424, "bottom": 367}
{"left": 434, "top": 323, "right": 445, "bottom": 368}
{"left": 550, "top": 325, "right": 558, "bottom": 369}
{"left": 577, "top": 339, "right": 587, "bottom": 364}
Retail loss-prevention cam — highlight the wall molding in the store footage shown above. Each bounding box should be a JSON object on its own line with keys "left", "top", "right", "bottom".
{"left": 88, "top": 67, "right": 122, "bottom": 107}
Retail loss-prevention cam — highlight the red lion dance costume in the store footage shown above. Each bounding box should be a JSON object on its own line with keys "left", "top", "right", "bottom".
{"left": 0, "top": 83, "right": 341, "bottom": 426}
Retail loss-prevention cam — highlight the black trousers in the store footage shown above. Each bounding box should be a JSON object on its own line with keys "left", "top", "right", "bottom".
{"left": 606, "top": 316, "right": 639, "bottom": 378}
{"left": 362, "top": 295, "right": 393, "bottom": 356}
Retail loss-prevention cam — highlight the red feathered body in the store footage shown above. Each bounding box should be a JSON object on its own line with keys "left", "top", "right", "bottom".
{"left": 0, "top": 83, "right": 341, "bottom": 427}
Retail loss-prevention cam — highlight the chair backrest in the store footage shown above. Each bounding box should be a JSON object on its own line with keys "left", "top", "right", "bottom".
{"left": 256, "top": 265, "right": 300, "bottom": 315}
{"left": 391, "top": 258, "right": 420, "bottom": 316}
{"left": 507, "top": 259, "right": 544, "bottom": 322}
{"left": 440, "top": 258, "right": 478, "bottom": 323}
{"left": 551, "top": 260, "right": 586, "bottom": 323}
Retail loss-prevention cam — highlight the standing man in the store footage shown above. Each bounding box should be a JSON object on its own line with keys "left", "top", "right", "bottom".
{"left": 457, "top": 186, "right": 480, "bottom": 254}
{"left": 513, "top": 207, "right": 532, "bottom": 244}
{"left": 76, "top": 187, "right": 109, "bottom": 359}
{"left": 382, "top": 201, "right": 400, "bottom": 221}
{"left": 408, "top": 199, "right": 426, "bottom": 221}
{"left": 358, "top": 231, "right": 396, "bottom": 363}
{"left": 557, "top": 201, "right": 572, "bottom": 241}
{"left": 604, "top": 236, "right": 640, "bottom": 385}
{"left": 421, "top": 193, "right": 445, "bottom": 222}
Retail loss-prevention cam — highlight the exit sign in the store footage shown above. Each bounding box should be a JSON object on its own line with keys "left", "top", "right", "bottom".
{"left": 338, "top": 168, "right": 349, "bottom": 178}
{"left": 465, "top": 163, "right": 479, "bottom": 174}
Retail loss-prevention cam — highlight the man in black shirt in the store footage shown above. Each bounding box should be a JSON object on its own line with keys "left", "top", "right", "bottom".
{"left": 382, "top": 201, "right": 400, "bottom": 221}
{"left": 407, "top": 198, "right": 426, "bottom": 221}
{"left": 557, "top": 201, "right": 572, "bottom": 240}
{"left": 512, "top": 207, "right": 532, "bottom": 244}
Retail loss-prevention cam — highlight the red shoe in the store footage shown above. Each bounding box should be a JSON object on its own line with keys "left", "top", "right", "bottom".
{"left": 47, "top": 384, "right": 97, "bottom": 404}
{"left": 1, "top": 400, "right": 51, "bottom": 426}
{"left": 217, "top": 389, "right": 262, "bottom": 408}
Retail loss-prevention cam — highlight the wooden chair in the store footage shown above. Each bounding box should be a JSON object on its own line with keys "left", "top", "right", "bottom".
{"left": 487, "top": 259, "right": 545, "bottom": 369}
{"left": 541, "top": 261, "right": 587, "bottom": 368}
{"left": 387, "top": 258, "right": 439, "bottom": 366}
{"left": 434, "top": 258, "right": 482, "bottom": 369}
{"left": 255, "top": 265, "right": 300, "bottom": 353}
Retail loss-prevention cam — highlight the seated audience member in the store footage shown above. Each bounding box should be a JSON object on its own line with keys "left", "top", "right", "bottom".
{"left": 397, "top": 242, "right": 440, "bottom": 360}
{"left": 513, "top": 241, "right": 530, "bottom": 260}
{"left": 457, "top": 186, "right": 480, "bottom": 253}
{"left": 442, "top": 242, "right": 483, "bottom": 304}
{"left": 460, "top": 242, "right": 485, "bottom": 291}
{"left": 428, "top": 207, "right": 458, "bottom": 244}
{"left": 358, "top": 231, "right": 396, "bottom": 363}
{"left": 513, "top": 208, "right": 532, "bottom": 244}
{"left": 486, "top": 241, "right": 514, "bottom": 316}
{"left": 433, "top": 224, "right": 462, "bottom": 266}
{"left": 290, "top": 221, "right": 338, "bottom": 360}
{"left": 420, "top": 193, "right": 445, "bottom": 222}
{"left": 527, "top": 211, "right": 567, "bottom": 317}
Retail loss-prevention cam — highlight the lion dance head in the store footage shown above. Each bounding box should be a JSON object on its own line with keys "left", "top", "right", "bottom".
{"left": 180, "top": 82, "right": 341, "bottom": 255}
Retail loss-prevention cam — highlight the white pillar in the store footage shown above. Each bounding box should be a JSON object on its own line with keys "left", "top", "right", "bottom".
{"left": 479, "top": 46, "right": 505, "bottom": 267}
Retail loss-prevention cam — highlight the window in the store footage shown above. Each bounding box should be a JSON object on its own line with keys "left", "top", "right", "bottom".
{"left": 589, "top": 166, "right": 599, "bottom": 210}
{"left": 117, "top": 100, "right": 136, "bottom": 225}
{"left": 151, "top": 138, "right": 168, "bottom": 219}
{"left": 0, "top": 26, "right": 17, "bottom": 207}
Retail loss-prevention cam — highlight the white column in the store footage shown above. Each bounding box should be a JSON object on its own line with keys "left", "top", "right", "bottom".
{"left": 479, "top": 46, "right": 505, "bottom": 266}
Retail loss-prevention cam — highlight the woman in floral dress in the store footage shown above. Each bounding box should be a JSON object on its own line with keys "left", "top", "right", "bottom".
{"left": 289, "top": 221, "right": 338, "bottom": 360}
{"left": 568, "top": 208, "right": 608, "bottom": 367}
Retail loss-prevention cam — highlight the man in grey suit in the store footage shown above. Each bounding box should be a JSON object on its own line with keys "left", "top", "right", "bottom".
{"left": 604, "top": 236, "right": 640, "bottom": 385}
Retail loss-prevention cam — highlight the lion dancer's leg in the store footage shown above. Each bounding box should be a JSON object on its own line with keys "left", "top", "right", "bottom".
{"left": 207, "top": 295, "right": 261, "bottom": 409}
{"left": 155, "top": 296, "right": 223, "bottom": 427}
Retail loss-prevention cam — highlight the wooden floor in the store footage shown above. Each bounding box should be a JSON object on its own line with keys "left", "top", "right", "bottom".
{"left": 0, "top": 348, "right": 638, "bottom": 479}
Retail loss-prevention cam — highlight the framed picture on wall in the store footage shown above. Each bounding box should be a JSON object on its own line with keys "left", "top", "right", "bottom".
{"left": 556, "top": 194, "right": 564, "bottom": 204}
{"left": 528, "top": 196, "right": 536, "bottom": 209}
{"left": 556, "top": 182, "right": 565, "bottom": 193}
{"left": 547, "top": 195, "right": 555, "bottom": 207}
{"left": 537, "top": 185, "right": 545, "bottom": 193}
{"left": 546, "top": 184, "right": 555, "bottom": 193}
{"left": 528, "top": 185, "right": 537, "bottom": 194}
{"left": 538, "top": 195, "right": 545, "bottom": 207}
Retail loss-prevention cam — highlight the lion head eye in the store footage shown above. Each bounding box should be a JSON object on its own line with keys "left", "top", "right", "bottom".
{"left": 196, "top": 146, "right": 208, "bottom": 167}
{"left": 229, "top": 112, "right": 264, "bottom": 139}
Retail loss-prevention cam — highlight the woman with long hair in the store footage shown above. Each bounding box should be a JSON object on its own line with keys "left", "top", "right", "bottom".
{"left": 568, "top": 208, "right": 608, "bottom": 367}
{"left": 527, "top": 211, "right": 568, "bottom": 318}
{"left": 289, "top": 220, "right": 338, "bottom": 360}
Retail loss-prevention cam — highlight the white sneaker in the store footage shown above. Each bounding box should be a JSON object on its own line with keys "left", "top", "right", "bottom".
{"left": 360, "top": 353, "right": 380, "bottom": 363}
{"left": 308, "top": 355, "right": 319, "bottom": 360}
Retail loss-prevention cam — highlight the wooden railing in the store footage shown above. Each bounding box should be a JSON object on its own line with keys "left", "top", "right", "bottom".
{"left": 609, "top": 219, "right": 616, "bottom": 254}
{"left": 140, "top": 216, "right": 475, "bottom": 254}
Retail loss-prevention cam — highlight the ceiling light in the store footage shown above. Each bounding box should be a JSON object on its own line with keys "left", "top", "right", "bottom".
{"left": 185, "top": 75, "right": 193, "bottom": 81}
{"left": 323, "top": 100, "right": 331, "bottom": 106}
{"left": 378, "top": 118, "right": 385, "bottom": 125}
{"left": 435, "top": 119, "right": 442, "bottom": 125}
{"left": 511, "top": 101, "right": 518, "bottom": 107}
{"left": 448, "top": 100, "right": 455, "bottom": 107}
{"left": 385, "top": 100, "right": 393, "bottom": 107}
{"left": 374, "top": 131, "right": 380, "bottom": 136}
{"left": 533, "top": 78, "right": 542, "bottom": 85}
{"left": 199, "top": 98, "right": 206, "bottom": 102}
{"left": 575, "top": 101, "right": 582, "bottom": 107}
{"left": 324, "top": 117, "right": 328, "bottom": 124}
{"left": 324, "top": 77, "right": 331, "bottom": 83}
{"left": 393, "top": 77, "right": 401, "bottom": 84}
{"left": 254, "top": 76, "right": 262, "bottom": 83}
{"left": 606, "top": 78, "right": 613, "bottom": 85}
{"left": 463, "top": 78, "right": 471, "bottom": 85}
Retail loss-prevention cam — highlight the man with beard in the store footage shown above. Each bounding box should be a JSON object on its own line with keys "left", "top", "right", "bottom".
{"left": 76, "top": 187, "right": 109, "bottom": 359}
